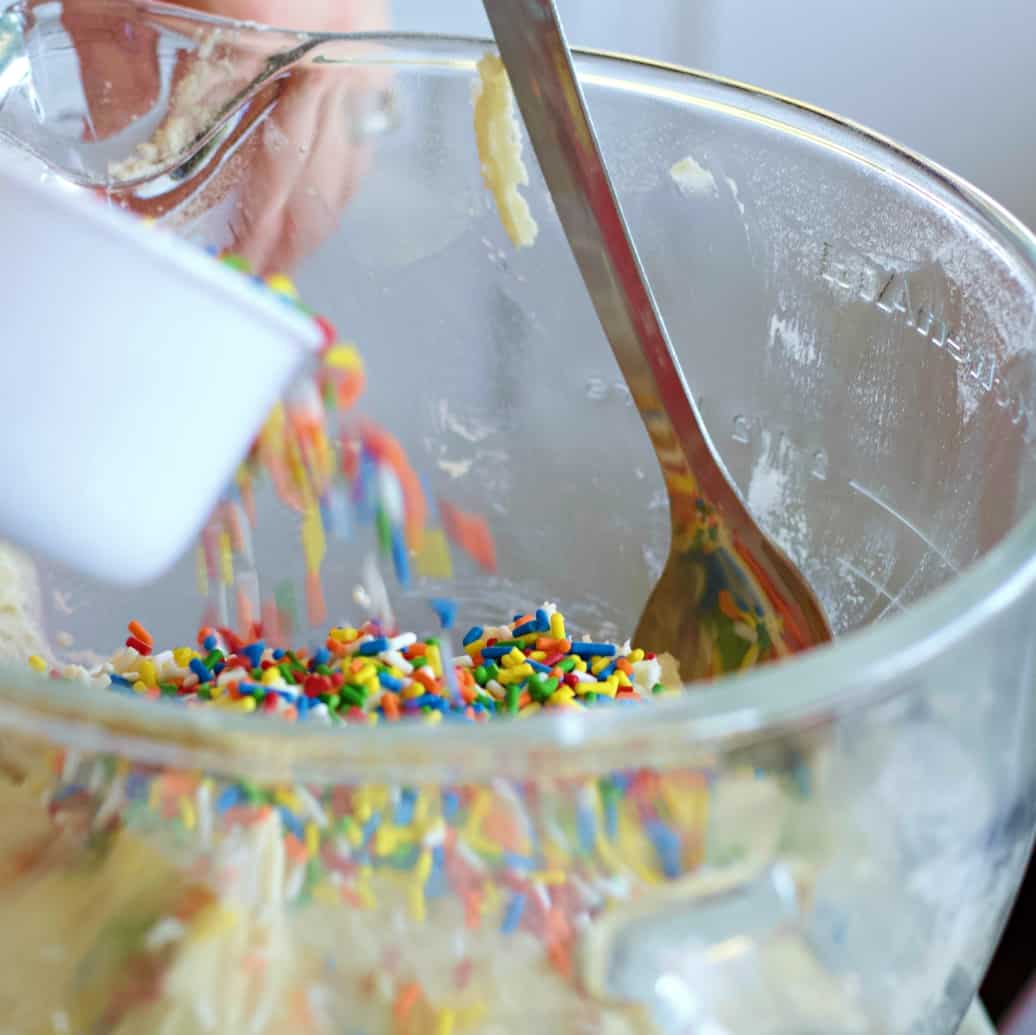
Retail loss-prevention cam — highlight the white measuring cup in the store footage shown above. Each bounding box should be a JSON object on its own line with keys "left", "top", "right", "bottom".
{"left": 0, "top": 148, "right": 321, "bottom": 584}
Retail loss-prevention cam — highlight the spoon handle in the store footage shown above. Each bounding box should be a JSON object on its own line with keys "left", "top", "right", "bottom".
{"left": 481, "top": 0, "right": 744, "bottom": 519}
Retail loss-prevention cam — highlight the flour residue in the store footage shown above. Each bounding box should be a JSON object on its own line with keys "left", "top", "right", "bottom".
{"left": 669, "top": 155, "right": 717, "bottom": 198}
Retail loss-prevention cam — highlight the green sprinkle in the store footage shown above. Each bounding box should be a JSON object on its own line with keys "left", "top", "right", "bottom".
{"left": 203, "top": 649, "right": 223, "bottom": 669}
{"left": 506, "top": 684, "right": 520, "bottom": 714}
{"left": 557, "top": 657, "right": 577, "bottom": 673}
{"left": 651, "top": 683, "right": 666, "bottom": 694}
{"left": 474, "top": 665, "right": 488, "bottom": 685}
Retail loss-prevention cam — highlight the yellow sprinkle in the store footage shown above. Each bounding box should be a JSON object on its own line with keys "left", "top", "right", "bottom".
{"left": 596, "top": 677, "right": 619, "bottom": 698}
{"left": 615, "top": 671, "right": 632, "bottom": 688}
{"left": 173, "top": 647, "right": 195, "bottom": 667}
{"left": 27, "top": 655, "right": 47, "bottom": 673}
{"left": 435, "top": 1008, "right": 456, "bottom": 1035}
{"left": 501, "top": 647, "right": 526, "bottom": 668}
{"left": 415, "top": 848, "right": 434, "bottom": 884}
{"left": 590, "top": 657, "right": 611, "bottom": 676}
{"left": 367, "top": 713, "right": 379, "bottom": 726}
{"left": 274, "top": 789, "right": 300, "bottom": 811}
{"left": 457, "top": 1003, "right": 488, "bottom": 1030}
{"left": 189, "top": 905, "right": 239, "bottom": 944}
{"left": 403, "top": 684, "right": 424, "bottom": 700}
{"left": 549, "top": 612, "right": 566, "bottom": 639}
{"left": 426, "top": 644, "right": 442, "bottom": 678}
{"left": 528, "top": 650, "right": 547, "bottom": 661}
{"left": 533, "top": 870, "right": 567, "bottom": 885}
{"left": 496, "top": 664, "right": 533, "bottom": 685}
{"left": 219, "top": 530, "right": 233, "bottom": 585}
{"left": 195, "top": 545, "right": 209, "bottom": 597}
{"left": 424, "top": 711, "right": 443, "bottom": 726}
{"left": 739, "top": 642, "right": 760, "bottom": 670}
{"left": 324, "top": 342, "right": 362, "bottom": 371}
{"left": 261, "top": 668, "right": 284, "bottom": 687}
{"left": 305, "top": 822, "right": 320, "bottom": 858}
{"left": 414, "top": 528, "right": 454, "bottom": 580}
{"left": 179, "top": 796, "right": 197, "bottom": 831}
{"left": 329, "top": 627, "right": 358, "bottom": 642}
{"left": 518, "top": 703, "right": 541, "bottom": 718}
{"left": 574, "top": 657, "right": 587, "bottom": 673}
{"left": 548, "top": 688, "right": 575, "bottom": 706}
{"left": 132, "top": 680, "right": 148, "bottom": 694}
{"left": 463, "top": 638, "right": 486, "bottom": 657}
{"left": 465, "top": 790, "right": 491, "bottom": 836}
{"left": 265, "top": 273, "right": 299, "bottom": 298}
{"left": 301, "top": 503, "right": 326, "bottom": 573}
{"left": 138, "top": 659, "right": 157, "bottom": 687}
{"left": 628, "top": 648, "right": 645, "bottom": 663}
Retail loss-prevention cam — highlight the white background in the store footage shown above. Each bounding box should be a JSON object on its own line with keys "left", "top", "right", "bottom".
{"left": 393, "top": 0, "right": 1036, "bottom": 231}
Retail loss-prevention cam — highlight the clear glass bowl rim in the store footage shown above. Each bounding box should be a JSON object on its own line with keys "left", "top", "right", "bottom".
{"left": 4, "top": 11, "right": 1036, "bottom": 783}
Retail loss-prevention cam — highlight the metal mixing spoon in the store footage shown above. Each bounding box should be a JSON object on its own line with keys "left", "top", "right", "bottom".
{"left": 482, "top": 0, "right": 831, "bottom": 679}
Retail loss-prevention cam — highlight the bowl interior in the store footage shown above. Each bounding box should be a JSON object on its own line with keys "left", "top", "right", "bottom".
{"left": 3, "top": 11, "right": 1036, "bottom": 699}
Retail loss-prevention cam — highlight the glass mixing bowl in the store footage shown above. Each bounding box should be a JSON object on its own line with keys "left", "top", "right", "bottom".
{"left": 0, "top": 4, "right": 1032, "bottom": 1033}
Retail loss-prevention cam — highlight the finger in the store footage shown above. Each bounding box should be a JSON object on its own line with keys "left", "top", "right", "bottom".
{"left": 61, "top": 2, "right": 162, "bottom": 141}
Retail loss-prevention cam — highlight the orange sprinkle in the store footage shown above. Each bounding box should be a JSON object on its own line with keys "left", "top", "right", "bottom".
{"left": 412, "top": 669, "right": 437, "bottom": 693}
{"left": 235, "top": 586, "right": 255, "bottom": 638}
{"left": 305, "top": 569, "right": 326, "bottom": 627}
{"left": 196, "top": 626, "right": 215, "bottom": 648}
{"left": 381, "top": 693, "right": 400, "bottom": 721}
{"left": 392, "top": 982, "right": 423, "bottom": 1024}
{"left": 718, "top": 589, "right": 741, "bottom": 621}
{"left": 463, "top": 890, "right": 482, "bottom": 930}
{"left": 615, "top": 658, "right": 633, "bottom": 675}
{"left": 284, "top": 834, "right": 308, "bottom": 865}
{"left": 128, "top": 620, "right": 153, "bottom": 648}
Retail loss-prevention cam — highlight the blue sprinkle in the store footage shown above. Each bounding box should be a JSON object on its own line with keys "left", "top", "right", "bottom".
{"left": 425, "top": 844, "right": 447, "bottom": 898}
{"left": 242, "top": 642, "right": 265, "bottom": 668}
{"left": 480, "top": 645, "right": 514, "bottom": 660}
{"left": 535, "top": 608, "right": 551, "bottom": 631}
{"left": 109, "top": 673, "right": 133, "bottom": 688}
{"left": 512, "top": 620, "right": 538, "bottom": 636}
{"left": 395, "top": 788, "right": 418, "bottom": 826}
{"left": 362, "top": 814, "right": 381, "bottom": 842}
{"left": 273, "top": 648, "right": 286, "bottom": 660}
{"left": 462, "top": 626, "right": 483, "bottom": 647}
{"left": 645, "top": 820, "right": 682, "bottom": 879}
{"left": 237, "top": 682, "right": 261, "bottom": 697}
{"left": 501, "top": 892, "right": 527, "bottom": 934}
{"left": 512, "top": 613, "right": 525, "bottom": 622}
{"left": 577, "top": 804, "right": 596, "bottom": 855}
{"left": 502, "top": 852, "right": 535, "bottom": 872}
{"left": 526, "top": 659, "right": 551, "bottom": 674}
{"left": 278, "top": 807, "right": 304, "bottom": 840}
{"left": 216, "top": 785, "right": 243, "bottom": 813}
{"left": 357, "top": 637, "right": 389, "bottom": 656}
{"left": 312, "top": 648, "right": 331, "bottom": 667}
{"left": 429, "top": 598, "right": 457, "bottom": 631}
{"left": 203, "top": 634, "right": 218, "bottom": 651}
{"left": 597, "top": 661, "right": 617, "bottom": 679}
{"left": 570, "top": 642, "right": 617, "bottom": 658}
{"left": 442, "top": 790, "right": 461, "bottom": 822}
{"left": 604, "top": 796, "right": 619, "bottom": 840}
{"left": 189, "top": 658, "right": 213, "bottom": 683}
{"left": 391, "top": 526, "right": 410, "bottom": 588}
{"left": 415, "top": 693, "right": 446, "bottom": 711}
{"left": 378, "top": 671, "right": 405, "bottom": 692}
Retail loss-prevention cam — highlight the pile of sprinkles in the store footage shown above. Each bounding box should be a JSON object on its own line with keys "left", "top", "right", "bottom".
{"left": 34, "top": 604, "right": 669, "bottom": 724}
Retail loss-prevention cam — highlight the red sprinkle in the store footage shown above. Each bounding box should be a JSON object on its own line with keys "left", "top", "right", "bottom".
{"left": 125, "top": 635, "right": 152, "bottom": 656}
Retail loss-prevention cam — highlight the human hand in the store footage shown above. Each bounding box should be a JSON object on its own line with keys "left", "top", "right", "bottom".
{"left": 58, "top": 0, "right": 390, "bottom": 272}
